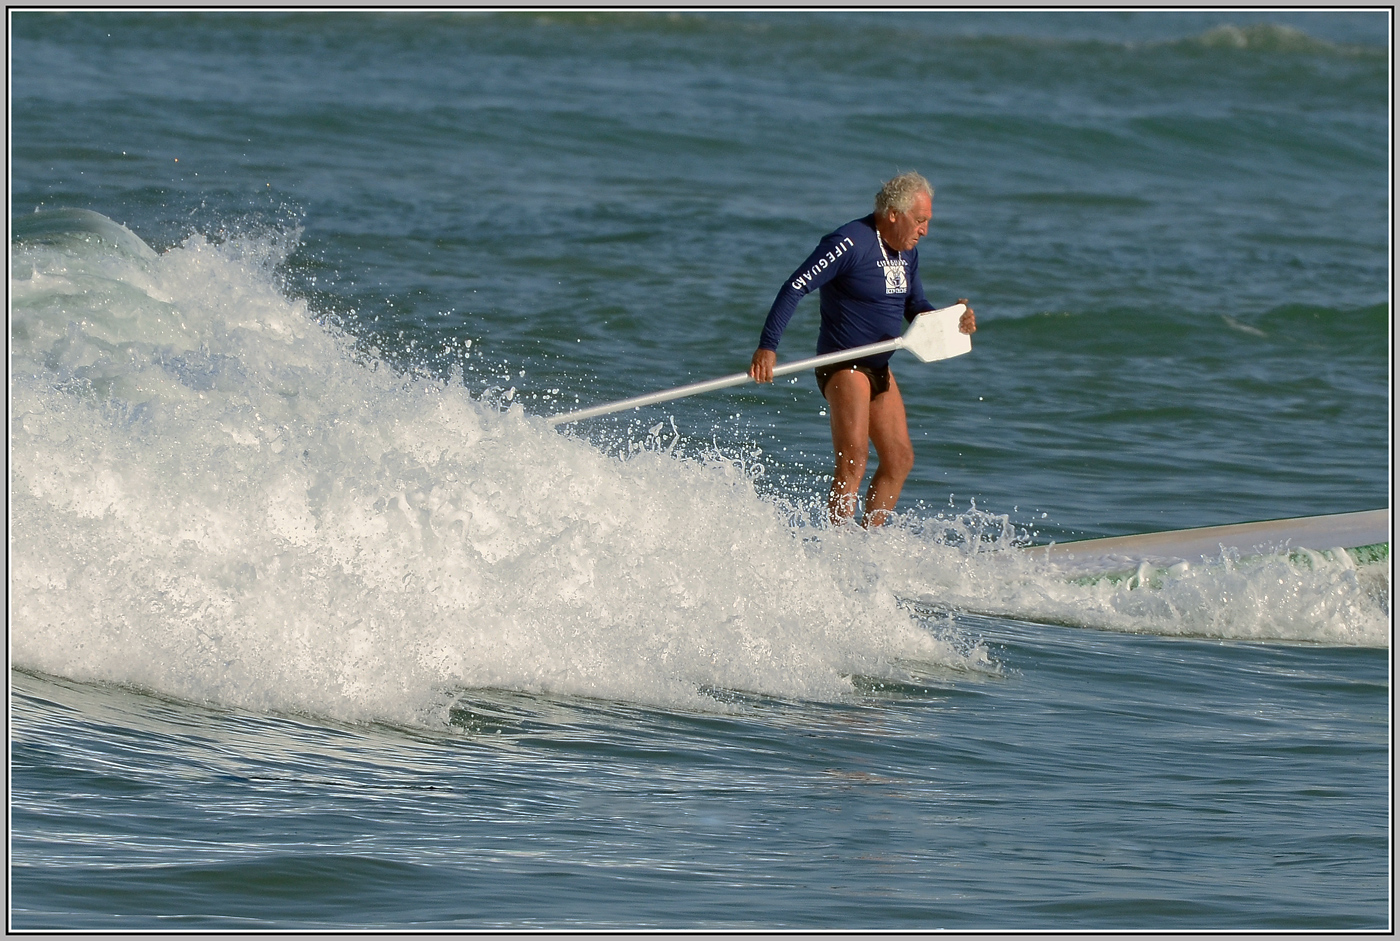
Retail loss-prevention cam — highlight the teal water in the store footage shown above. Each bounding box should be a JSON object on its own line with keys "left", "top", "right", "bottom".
{"left": 9, "top": 10, "right": 1391, "bottom": 930}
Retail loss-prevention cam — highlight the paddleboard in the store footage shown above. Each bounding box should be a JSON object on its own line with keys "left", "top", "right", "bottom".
{"left": 1027, "top": 509, "right": 1389, "bottom": 582}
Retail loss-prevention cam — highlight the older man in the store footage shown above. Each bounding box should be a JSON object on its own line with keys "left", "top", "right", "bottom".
{"left": 749, "top": 172, "right": 976, "bottom": 527}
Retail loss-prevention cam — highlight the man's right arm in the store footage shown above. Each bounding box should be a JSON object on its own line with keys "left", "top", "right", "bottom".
{"left": 749, "top": 348, "right": 777, "bottom": 383}
{"left": 750, "top": 230, "right": 857, "bottom": 383}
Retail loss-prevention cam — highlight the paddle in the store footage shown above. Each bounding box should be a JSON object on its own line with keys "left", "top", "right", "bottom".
{"left": 547, "top": 303, "right": 971, "bottom": 427}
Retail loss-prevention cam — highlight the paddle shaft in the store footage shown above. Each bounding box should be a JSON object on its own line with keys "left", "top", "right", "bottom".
{"left": 546, "top": 336, "right": 904, "bottom": 427}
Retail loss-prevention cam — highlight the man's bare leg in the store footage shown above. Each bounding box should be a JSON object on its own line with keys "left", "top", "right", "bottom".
{"left": 862, "top": 371, "right": 914, "bottom": 527}
{"left": 824, "top": 369, "right": 873, "bottom": 526}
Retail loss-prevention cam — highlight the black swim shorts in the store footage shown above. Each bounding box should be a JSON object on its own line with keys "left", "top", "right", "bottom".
{"left": 814, "top": 361, "right": 892, "bottom": 399}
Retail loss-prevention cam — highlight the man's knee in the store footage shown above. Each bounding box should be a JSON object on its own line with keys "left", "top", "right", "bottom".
{"left": 833, "top": 447, "right": 868, "bottom": 481}
{"left": 879, "top": 441, "right": 914, "bottom": 480}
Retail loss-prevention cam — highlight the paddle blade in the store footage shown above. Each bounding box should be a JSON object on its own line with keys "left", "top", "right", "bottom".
{"left": 902, "top": 304, "right": 971, "bottom": 363}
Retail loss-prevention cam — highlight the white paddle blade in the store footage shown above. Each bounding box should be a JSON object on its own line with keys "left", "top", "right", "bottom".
{"left": 902, "top": 304, "right": 971, "bottom": 363}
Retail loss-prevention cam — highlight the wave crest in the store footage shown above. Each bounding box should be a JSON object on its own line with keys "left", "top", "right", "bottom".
{"left": 10, "top": 213, "right": 987, "bottom": 724}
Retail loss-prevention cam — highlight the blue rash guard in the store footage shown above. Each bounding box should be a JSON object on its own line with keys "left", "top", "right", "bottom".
{"left": 758, "top": 214, "right": 935, "bottom": 370}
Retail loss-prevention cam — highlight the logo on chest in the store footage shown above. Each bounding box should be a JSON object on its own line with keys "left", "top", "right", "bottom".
{"left": 878, "top": 259, "right": 908, "bottom": 295}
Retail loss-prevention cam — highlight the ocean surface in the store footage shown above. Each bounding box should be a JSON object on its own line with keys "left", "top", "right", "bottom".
{"left": 9, "top": 10, "right": 1391, "bottom": 931}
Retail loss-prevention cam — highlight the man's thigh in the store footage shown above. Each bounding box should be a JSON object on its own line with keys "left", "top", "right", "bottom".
{"left": 824, "top": 368, "right": 873, "bottom": 461}
{"left": 867, "top": 371, "right": 912, "bottom": 460}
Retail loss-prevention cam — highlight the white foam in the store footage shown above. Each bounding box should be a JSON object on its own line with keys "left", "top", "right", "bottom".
{"left": 10, "top": 219, "right": 1386, "bottom": 727}
{"left": 863, "top": 515, "right": 1390, "bottom": 647}
{"left": 10, "top": 221, "right": 981, "bottom": 724}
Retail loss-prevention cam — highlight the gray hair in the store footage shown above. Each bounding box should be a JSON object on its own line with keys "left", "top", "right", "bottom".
{"left": 875, "top": 172, "right": 934, "bottom": 215}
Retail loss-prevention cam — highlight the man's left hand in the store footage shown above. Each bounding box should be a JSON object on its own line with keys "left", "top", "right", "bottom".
{"left": 957, "top": 299, "right": 976, "bottom": 334}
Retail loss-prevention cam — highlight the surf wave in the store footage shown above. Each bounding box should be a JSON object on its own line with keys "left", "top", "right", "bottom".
{"left": 1186, "top": 22, "right": 1369, "bottom": 56}
{"left": 872, "top": 522, "right": 1389, "bottom": 647}
{"left": 10, "top": 212, "right": 1386, "bottom": 727}
{"left": 9, "top": 212, "right": 987, "bottom": 724}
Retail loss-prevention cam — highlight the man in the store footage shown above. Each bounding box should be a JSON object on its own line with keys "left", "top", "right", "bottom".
{"left": 749, "top": 172, "right": 976, "bottom": 527}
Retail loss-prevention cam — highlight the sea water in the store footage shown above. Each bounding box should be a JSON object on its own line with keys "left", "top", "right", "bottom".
{"left": 9, "top": 11, "right": 1390, "bottom": 930}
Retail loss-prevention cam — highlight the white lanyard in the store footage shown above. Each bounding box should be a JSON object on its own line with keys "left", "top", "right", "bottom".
{"left": 877, "top": 234, "right": 901, "bottom": 266}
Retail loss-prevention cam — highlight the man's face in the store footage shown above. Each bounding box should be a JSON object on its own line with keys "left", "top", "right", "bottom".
{"left": 884, "top": 192, "right": 932, "bottom": 251}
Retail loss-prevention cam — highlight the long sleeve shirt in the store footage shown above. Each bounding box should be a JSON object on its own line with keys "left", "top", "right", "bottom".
{"left": 757, "top": 214, "right": 934, "bottom": 369}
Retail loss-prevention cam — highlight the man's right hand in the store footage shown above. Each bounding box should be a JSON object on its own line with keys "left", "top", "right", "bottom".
{"left": 749, "top": 348, "right": 777, "bottom": 383}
